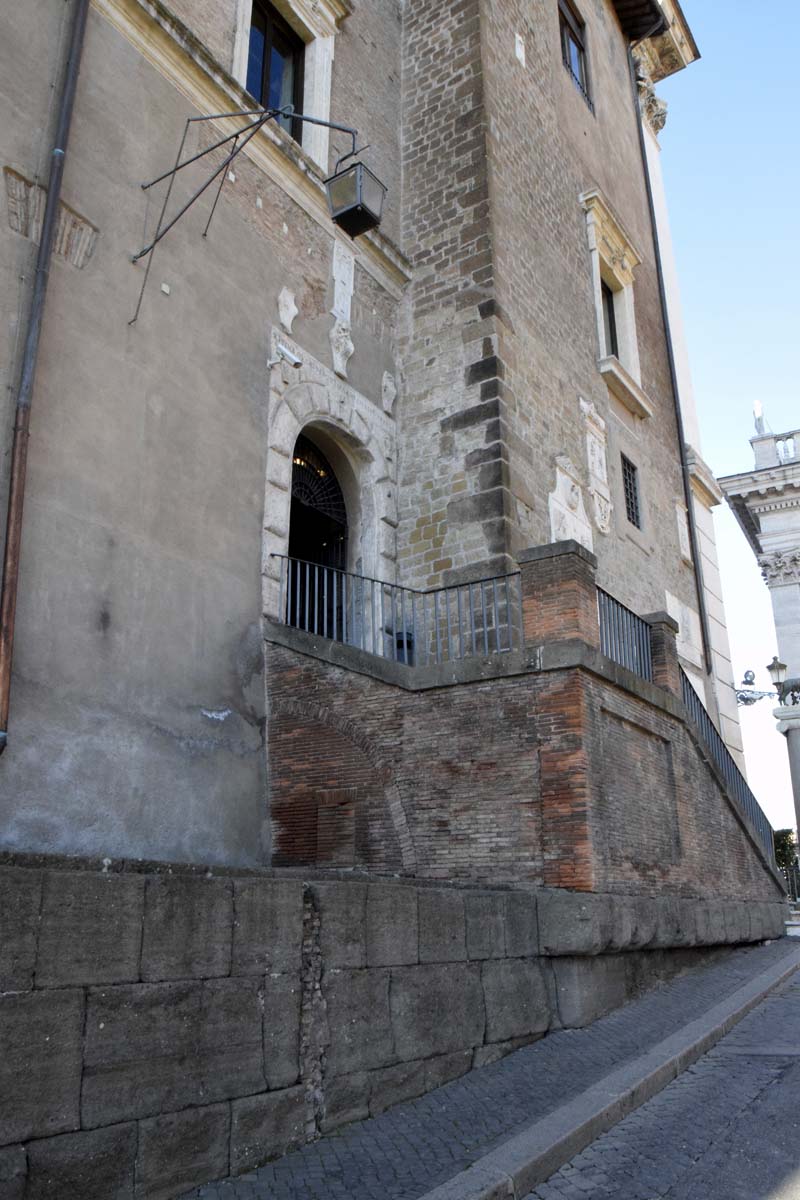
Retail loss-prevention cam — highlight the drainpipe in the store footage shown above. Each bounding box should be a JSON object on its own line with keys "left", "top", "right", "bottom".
{"left": 0, "top": 0, "right": 91, "bottom": 754}
{"left": 626, "top": 40, "right": 714, "bottom": 676}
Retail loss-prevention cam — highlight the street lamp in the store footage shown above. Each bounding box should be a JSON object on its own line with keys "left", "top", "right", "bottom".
{"left": 129, "top": 104, "right": 388, "bottom": 322}
{"left": 325, "top": 161, "right": 386, "bottom": 238}
{"left": 767, "top": 656, "right": 788, "bottom": 696}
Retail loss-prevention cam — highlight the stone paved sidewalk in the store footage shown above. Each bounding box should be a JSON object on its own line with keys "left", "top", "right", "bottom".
{"left": 181, "top": 941, "right": 798, "bottom": 1200}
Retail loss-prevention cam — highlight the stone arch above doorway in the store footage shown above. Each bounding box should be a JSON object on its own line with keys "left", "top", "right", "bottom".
{"left": 263, "top": 333, "right": 398, "bottom": 619}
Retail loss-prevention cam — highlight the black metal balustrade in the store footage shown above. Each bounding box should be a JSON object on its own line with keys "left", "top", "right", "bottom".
{"left": 597, "top": 588, "right": 654, "bottom": 683}
{"left": 272, "top": 555, "right": 523, "bottom": 668}
{"left": 784, "top": 864, "right": 800, "bottom": 902}
{"left": 680, "top": 668, "right": 775, "bottom": 864}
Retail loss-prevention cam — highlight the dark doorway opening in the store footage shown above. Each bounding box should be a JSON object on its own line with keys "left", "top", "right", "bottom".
{"left": 287, "top": 434, "right": 348, "bottom": 635}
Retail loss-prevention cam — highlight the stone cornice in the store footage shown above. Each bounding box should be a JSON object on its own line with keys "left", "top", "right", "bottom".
{"left": 686, "top": 447, "right": 723, "bottom": 509}
{"left": 273, "top": 0, "right": 352, "bottom": 38}
{"left": 598, "top": 357, "right": 653, "bottom": 420}
{"left": 90, "top": 0, "right": 410, "bottom": 297}
{"left": 635, "top": 0, "right": 700, "bottom": 83}
{"left": 580, "top": 189, "right": 641, "bottom": 287}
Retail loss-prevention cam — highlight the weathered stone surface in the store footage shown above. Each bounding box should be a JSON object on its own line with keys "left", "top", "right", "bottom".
{"left": 653, "top": 895, "right": 682, "bottom": 948}
{"left": 0, "top": 1145, "right": 26, "bottom": 1200}
{"left": 232, "top": 878, "right": 303, "bottom": 975}
{"left": 320, "top": 1072, "right": 369, "bottom": 1133}
{"left": 83, "top": 980, "right": 264, "bottom": 1126}
{"left": 551, "top": 954, "right": 630, "bottom": 1027}
{"left": 324, "top": 968, "right": 393, "bottom": 1075}
{"left": 230, "top": 1086, "right": 306, "bottom": 1174}
{"left": 627, "top": 896, "right": 658, "bottom": 949}
{"left": 418, "top": 890, "right": 466, "bottom": 963}
{"left": 390, "top": 964, "right": 484, "bottom": 1061}
{"left": 136, "top": 1104, "right": 230, "bottom": 1200}
{"left": 473, "top": 1033, "right": 542, "bottom": 1068}
{"left": 482, "top": 958, "right": 551, "bottom": 1043}
{"left": 309, "top": 881, "right": 367, "bottom": 969}
{"left": 0, "top": 867, "right": 41, "bottom": 991}
{"left": 505, "top": 890, "right": 538, "bottom": 957}
{"left": 0, "top": 990, "right": 83, "bottom": 1144}
{"left": 25, "top": 1123, "right": 136, "bottom": 1200}
{"left": 465, "top": 892, "right": 505, "bottom": 960}
{"left": 36, "top": 871, "right": 144, "bottom": 987}
{"left": 366, "top": 885, "right": 418, "bottom": 966}
{"left": 263, "top": 973, "right": 301, "bottom": 1089}
{"left": 368, "top": 1061, "right": 426, "bottom": 1116}
{"left": 538, "top": 890, "right": 612, "bottom": 956}
{"left": 424, "top": 1049, "right": 472, "bottom": 1091}
{"left": 141, "top": 876, "right": 232, "bottom": 981}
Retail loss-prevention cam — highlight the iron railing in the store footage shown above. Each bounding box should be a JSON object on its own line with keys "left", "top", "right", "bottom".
{"left": 597, "top": 588, "right": 653, "bottom": 683}
{"left": 784, "top": 864, "right": 800, "bottom": 902}
{"left": 680, "top": 668, "right": 775, "bottom": 864}
{"left": 272, "top": 555, "right": 523, "bottom": 668}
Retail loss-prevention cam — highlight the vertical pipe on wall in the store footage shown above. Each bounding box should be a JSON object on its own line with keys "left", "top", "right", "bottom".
{"left": 626, "top": 42, "right": 714, "bottom": 675}
{"left": 0, "top": 0, "right": 91, "bottom": 753}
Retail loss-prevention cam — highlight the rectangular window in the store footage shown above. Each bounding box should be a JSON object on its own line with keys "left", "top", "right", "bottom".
{"left": 559, "top": 0, "right": 592, "bottom": 109}
{"left": 621, "top": 454, "right": 642, "bottom": 528}
{"left": 247, "top": 2, "right": 305, "bottom": 142}
{"left": 601, "top": 280, "right": 619, "bottom": 358}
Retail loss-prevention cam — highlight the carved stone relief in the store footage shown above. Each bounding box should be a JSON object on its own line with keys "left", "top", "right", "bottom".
{"left": 330, "top": 319, "right": 354, "bottom": 379}
{"left": 332, "top": 239, "right": 355, "bottom": 322}
{"left": 277, "top": 287, "right": 298, "bottom": 334}
{"left": 760, "top": 550, "right": 800, "bottom": 586}
{"left": 548, "top": 456, "right": 593, "bottom": 552}
{"left": 4, "top": 166, "right": 97, "bottom": 269}
{"left": 330, "top": 239, "right": 356, "bottom": 378}
{"left": 382, "top": 371, "right": 397, "bottom": 415}
{"left": 579, "top": 398, "right": 612, "bottom": 535}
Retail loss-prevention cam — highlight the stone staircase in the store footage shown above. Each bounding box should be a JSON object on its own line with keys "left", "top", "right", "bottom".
{"left": 786, "top": 903, "right": 800, "bottom": 937}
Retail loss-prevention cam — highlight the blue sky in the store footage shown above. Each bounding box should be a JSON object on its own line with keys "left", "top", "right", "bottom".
{"left": 658, "top": 2, "right": 800, "bottom": 828}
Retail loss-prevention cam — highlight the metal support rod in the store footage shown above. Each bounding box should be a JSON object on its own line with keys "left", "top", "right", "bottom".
{"left": 203, "top": 132, "right": 239, "bottom": 238}
{"left": 131, "top": 114, "right": 271, "bottom": 263}
{"left": 0, "top": 0, "right": 90, "bottom": 753}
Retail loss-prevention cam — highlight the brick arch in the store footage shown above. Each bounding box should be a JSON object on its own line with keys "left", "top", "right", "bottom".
{"left": 268, "top": 697, "right": 417, "bottom": 873}
{"left": 263, "top": 377, "right": 398, "bottom": 617}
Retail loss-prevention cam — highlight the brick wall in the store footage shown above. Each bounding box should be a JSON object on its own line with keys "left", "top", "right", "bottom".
{"left": 264, "top": 625, "right": 783, "bottom": 904}
{"left": 0, "top": 861, "right": 783, "bottom": 1198}
{"left": 397, "top": 0, "right": 515, "bottom": 589}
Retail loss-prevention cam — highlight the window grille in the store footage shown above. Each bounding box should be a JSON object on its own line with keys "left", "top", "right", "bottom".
{"left": 621, "top": 454, "right": 641, "bottom": 528}
{"left": 559, "top": 0, "right": 593, "bottom": 110}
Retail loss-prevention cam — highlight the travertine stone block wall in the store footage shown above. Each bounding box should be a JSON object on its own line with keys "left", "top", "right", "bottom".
{"left": 0, "top": 862, "right": 784, "bottom": 1198}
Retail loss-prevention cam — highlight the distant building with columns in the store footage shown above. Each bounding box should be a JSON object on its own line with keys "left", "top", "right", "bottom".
{"left": 719, "top": 418, "right": 800, "bottom": 677}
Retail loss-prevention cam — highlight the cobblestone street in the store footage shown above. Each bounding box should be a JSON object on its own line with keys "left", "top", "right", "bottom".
{"left": 528, "top": 976, "right": 800, "bottom": 1200}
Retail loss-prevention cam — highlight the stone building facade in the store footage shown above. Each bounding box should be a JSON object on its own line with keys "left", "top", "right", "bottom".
{"left": 720, "top": 420, "right": 800, "bottom": 679}
{"left": 0, "top": 2, "right": 787, "bottom": 1195}
{"left": 0, "top": 0, "right": 748, "bottom": 867}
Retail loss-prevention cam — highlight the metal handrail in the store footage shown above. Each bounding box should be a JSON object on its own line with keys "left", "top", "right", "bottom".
{"left": 271, "top": 555, "right": 523, "bottom": 668}
{"left": 597, "top": 588, "right": 653, "bottom": 683}
{"left": 680, "top": 668, "right": 775, "bottom": 865}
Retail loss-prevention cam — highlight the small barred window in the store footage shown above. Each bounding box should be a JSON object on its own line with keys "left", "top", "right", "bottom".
{"left": 621, "top": 454, "right": 642, "bottom": 529}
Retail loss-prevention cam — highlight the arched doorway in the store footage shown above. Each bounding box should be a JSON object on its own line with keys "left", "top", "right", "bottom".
{"left": 286, "top": 433, "right": 349, "bottom": 636}
{"left": 289, "top": 434, "right": 348, "bottom": 569}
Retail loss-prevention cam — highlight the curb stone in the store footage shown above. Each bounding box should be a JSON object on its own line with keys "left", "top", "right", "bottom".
{"left": 418, "top": 942, "right": 800, "bottom": 1200}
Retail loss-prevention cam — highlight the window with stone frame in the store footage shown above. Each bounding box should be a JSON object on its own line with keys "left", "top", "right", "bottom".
{"left": 580, "top": 189, "right": 654, "bottom": 423}
{"left": 233, "top": 0, "right": 348, "bottom": 171}
{"left": 559, "top": 0, "right": 592, "bottom": 110}
{"left": 246, "top": 1, "right": 305, "bottom": 143}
